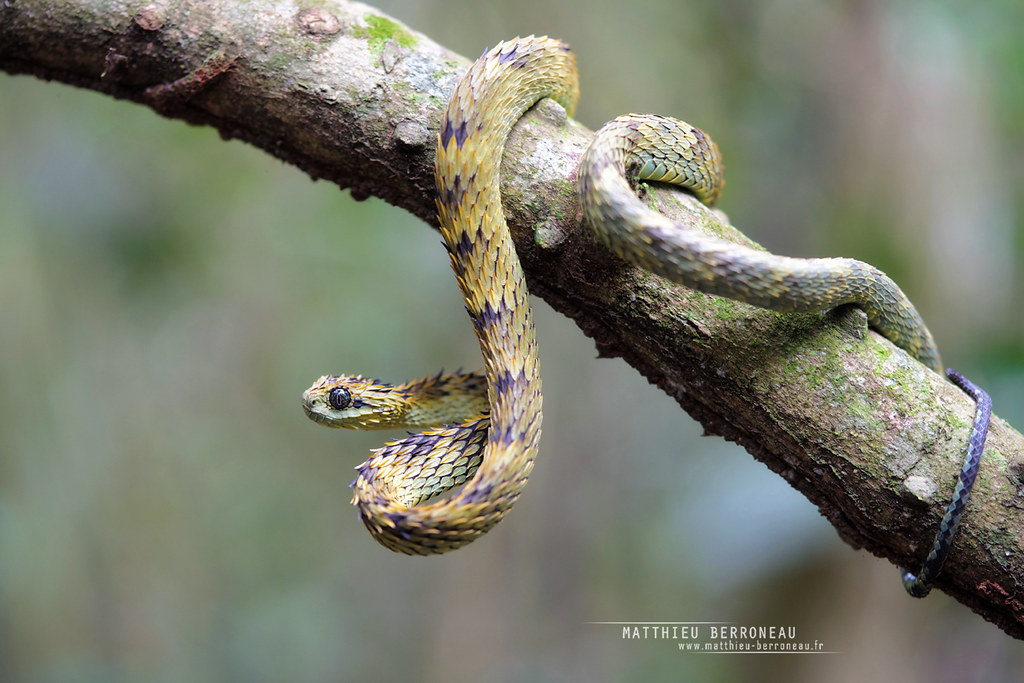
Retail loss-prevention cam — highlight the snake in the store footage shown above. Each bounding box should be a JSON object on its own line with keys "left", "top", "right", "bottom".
{"left": 301, "top": 35, "right": 991, "bottom": 593}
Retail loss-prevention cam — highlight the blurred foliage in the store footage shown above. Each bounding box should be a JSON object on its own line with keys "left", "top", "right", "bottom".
{"left": 1, "top": 0, "right": 1022, "bottom": 680}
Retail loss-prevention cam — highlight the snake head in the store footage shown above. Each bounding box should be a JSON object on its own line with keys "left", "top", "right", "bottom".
{"left": 301, "top": 374, "right": 411, "bottom": 429}
{"left": 302, "top": 371, "right": 490, "bottom": 431}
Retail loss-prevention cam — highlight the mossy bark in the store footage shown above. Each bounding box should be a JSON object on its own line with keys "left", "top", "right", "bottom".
{"left": 3, "top": 0, "right": 1024, "bottom": 637}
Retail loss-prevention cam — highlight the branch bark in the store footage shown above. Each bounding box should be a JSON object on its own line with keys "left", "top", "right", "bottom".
{"left": 3, "top": 0, "right": 1023, "bottom": 637}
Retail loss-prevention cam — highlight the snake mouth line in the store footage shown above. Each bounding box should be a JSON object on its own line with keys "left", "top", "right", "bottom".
{"left": 302, "top": 405, "right": 329, "bottom": 425}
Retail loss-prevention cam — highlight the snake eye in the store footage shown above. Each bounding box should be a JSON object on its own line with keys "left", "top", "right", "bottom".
{"left": 328, "top": 387, "right": 352, "bottom": 410}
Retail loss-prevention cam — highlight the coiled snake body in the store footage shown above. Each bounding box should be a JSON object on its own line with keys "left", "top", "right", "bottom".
{"left": 303, "top": 36, "right": 989, "bottom": 593}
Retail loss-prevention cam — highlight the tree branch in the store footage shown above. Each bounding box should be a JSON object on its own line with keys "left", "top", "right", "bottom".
{"left": 3, "top": 0, "right": 1023, "bottom": 637}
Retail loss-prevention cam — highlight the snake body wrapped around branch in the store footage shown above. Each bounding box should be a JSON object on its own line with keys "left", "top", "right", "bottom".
{"left": 303, "top": 36, "right": 989, "bottom": 591}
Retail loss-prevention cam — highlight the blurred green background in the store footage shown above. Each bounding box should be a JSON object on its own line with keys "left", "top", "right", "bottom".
{"left": 2, "top": 0, "right": 1023, "bottom": 680}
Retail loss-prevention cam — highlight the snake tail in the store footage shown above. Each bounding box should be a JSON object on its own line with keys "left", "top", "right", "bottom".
{"left": 900, "top": 368, "right": 991, "bottom": 597}
{"left": 577, "top": 114, "right": 942, "bottom": 371}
